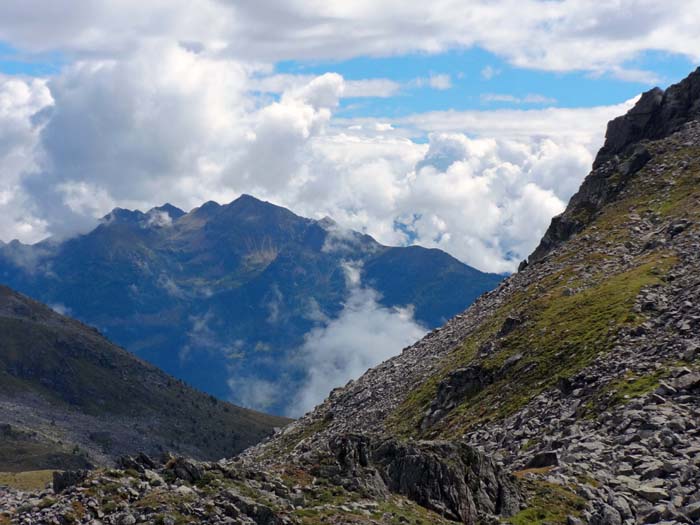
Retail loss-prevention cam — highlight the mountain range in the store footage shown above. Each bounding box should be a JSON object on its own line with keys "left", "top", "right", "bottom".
{"left": 4, "top": 67, "right": 699, "bottom": 525}
{"left": 0, "top": 196, "right": 503, "bottom": 414}
{"left": 4, "top": 64, "right": 700, "bottom": 525}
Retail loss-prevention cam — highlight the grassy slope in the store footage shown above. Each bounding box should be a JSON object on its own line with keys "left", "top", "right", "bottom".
{"left": 388, "top": 138, "right": 700, "bottom": 440}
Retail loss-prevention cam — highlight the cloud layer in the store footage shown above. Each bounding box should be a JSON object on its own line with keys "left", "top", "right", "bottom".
{"left": 0, "top": 44, "right": 636, "bottom": 271}
{"left": 1, "top": 1, "right": 698, "bottom": 77}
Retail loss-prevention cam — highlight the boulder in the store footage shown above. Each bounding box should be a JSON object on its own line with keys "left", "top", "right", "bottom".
{"left": 370, "top": 438, "right": 520, "bottom": 523}
{"left": 165, "top": 457, "right": 203, "bottom": 483}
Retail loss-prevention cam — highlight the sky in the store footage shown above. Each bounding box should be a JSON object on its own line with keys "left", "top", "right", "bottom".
{"left": 0, "top": 1, "right": 699, "bottom": 412}
{"left": 0, "top": 1, "right": 698, "bottom": 273}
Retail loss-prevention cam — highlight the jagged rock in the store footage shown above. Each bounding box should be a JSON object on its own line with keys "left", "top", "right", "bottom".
{"left": 634, "top": 485, "right": 668, "bottom": 503}
{"left": 498, "top": 316, "right": 523, "bottom": 337}
{"left": 590, "top": 503, "right": 622, "bottom": 525}
{"left": 370, "top": 438, "right": 520, "bottom": 523}
{"left": 166, "top": 456, "right": 203, "bottom": 483}
{"left": 596, "top": 67, "right": 700, "bottom": 166}
{"left": 682, "top": 501, "right": 700, "bottom": 521}
{"left": 531, "top": 68, "right": 700, "bottom": 263}
{"left": 222, "top": 489, "right": 281, "bottom": 525}
{"left": 422, "top": 366, "right": 493, "bottom": 428}
{"left": 52, "top": 470, "right": 88, "bottom": 492}
{"left": 619, "top": 145, "right": 651, "bottom": 176}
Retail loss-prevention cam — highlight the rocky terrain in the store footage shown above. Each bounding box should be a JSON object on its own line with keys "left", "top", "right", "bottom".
{"left": 0, "top": 194, "right": 502, "bottom": 414}
{"left": 3, "top": 69, "right": 700, "bottom": 524}
{"left": 0, "top": 286, "right": 288, "bottom": 472}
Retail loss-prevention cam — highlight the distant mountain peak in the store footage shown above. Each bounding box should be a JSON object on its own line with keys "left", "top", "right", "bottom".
{"left": 191, "top": 200, "right": 221, "bottom": 217}
{"left": 150, "top": 203, "right": 186, "bottom": 220}
{"left": 101, "top": 207, "right": 145, "bottom": 225}
{"left": 317, "top": 216, "right": 337, "bottom": 229}
{"left": 232, "top": 193, "right": 262, "bottom": 204}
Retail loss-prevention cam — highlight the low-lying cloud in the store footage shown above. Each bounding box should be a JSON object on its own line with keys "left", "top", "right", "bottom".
{"left": 287, "top": 263, "right": 427, "bottom": 416}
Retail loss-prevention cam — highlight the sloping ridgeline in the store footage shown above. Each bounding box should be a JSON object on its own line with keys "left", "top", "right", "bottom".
{"left": 0, "top": 285, "right": 288, "bottom": 472}
{"left": 0, "top": 196, "right": 503, "bottom": 414}
{"left": 6, "top": 68, "right": 700, "bottom": 525}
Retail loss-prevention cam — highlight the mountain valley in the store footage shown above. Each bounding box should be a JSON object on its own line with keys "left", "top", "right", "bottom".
{"left": 2, "top": 68, "right": 700, "bottom": 525}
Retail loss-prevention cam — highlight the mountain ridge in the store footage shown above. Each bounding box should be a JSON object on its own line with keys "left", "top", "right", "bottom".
{"left": 0, "top": 194, "right": 503, "bottom": 414}
{"left": 0, "top": 284, "right": 289, "bottom": 472}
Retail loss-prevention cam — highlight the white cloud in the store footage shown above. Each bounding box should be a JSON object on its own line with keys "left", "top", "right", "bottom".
{"left": 410, "top": 74, "right": 453, "bottom": 91}
{"left": 20, "top": 41, "right": 251, "bottom": 238}
{"left": 0, "top": 40, "right": 638, "bottom": 273}
{"left": 289, "top": 262, "right": 427, "bottom": 416}
{"left": 0, "top": 1, "right": 698, "bottom": 76}
{"left": 228, "top": 377, "right": 280, "bottom": 412}
{"left": 428, "top": 74, "right": 452, "bottom": 90}
{"left": 390, "top": 98, "right": 636, "bottom": 142}
{"left": 250, "top": 74, "right": 401, "bottom": 98}
{"left": 0, "top": 75, "right": 52, "bottom": 243}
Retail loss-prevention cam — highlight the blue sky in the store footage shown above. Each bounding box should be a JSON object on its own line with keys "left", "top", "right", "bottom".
{"left": 2, "top": 38, "right": 695, "bottom": 120}
{"left": 0, "top": 41, "right": 65, "bottom": 76}
{"left": 276, "top": 48, "right": 696, "bottom": 118}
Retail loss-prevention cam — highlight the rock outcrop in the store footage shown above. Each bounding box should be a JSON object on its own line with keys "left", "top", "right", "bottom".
{"left": 328, "top": 434, "right": 520, "bottom": 523}
{"left": 529, "top": 67, "right": 700, "bottom": 263}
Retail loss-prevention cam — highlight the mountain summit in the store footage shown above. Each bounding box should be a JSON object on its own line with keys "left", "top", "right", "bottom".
{"left": 0, "top": 196, "right": 502, "bottom": 414}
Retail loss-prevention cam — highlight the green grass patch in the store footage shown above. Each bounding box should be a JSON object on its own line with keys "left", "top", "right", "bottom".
{"left": 0, "top": 470, "right": 55, "bottom": 490}
{"left": 583, "top": 369, "right": 664, "bottom": 417}
{"left": 440, "top": 253, "right": 673, "bottom": 436}
{"left": 506, "top": 479, "right": 585, "bottom": 525}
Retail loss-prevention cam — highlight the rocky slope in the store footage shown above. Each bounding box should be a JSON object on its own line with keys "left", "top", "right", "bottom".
{"left": 0, "top": 195, "right": 502, "bottom": 414}
{"left": 0, "top": 286, "right": 288, "bottom": 472}
{"left": 4, "top": 69, "right": 700, "bottom": 525}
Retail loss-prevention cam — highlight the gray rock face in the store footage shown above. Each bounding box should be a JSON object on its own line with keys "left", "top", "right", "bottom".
{"left": 330, "top": 434, "right": 520, "bottom": 524}
{"left": 166, "top": 456, "right": 204, "bottom": 483}
{"left": 422, "top": 365, "right": 493, "bottom": 429}
{"left": 596, "top": 67, "right": 700, "bottom": 166}
{"left": 525, "top": 451, "right": 559, "bottom": 469}
{"left": 530, "top": 67, "right": 700, "bottom": 263}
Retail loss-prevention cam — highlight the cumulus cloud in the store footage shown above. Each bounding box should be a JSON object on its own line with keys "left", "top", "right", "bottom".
{"left": 288, "top": 262, "right": 427, "bottom": 416}
{"left": 0, "top": 40, "right": 637, "bottom": 272}
{"left": 21, "top": 41, "right": 251, "bottom": 238}
{"left": 0, "top": 75, "right": 52, "bottom": 242}
{"left": 250, "top": 74, "right": 401, "bottom": 98}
